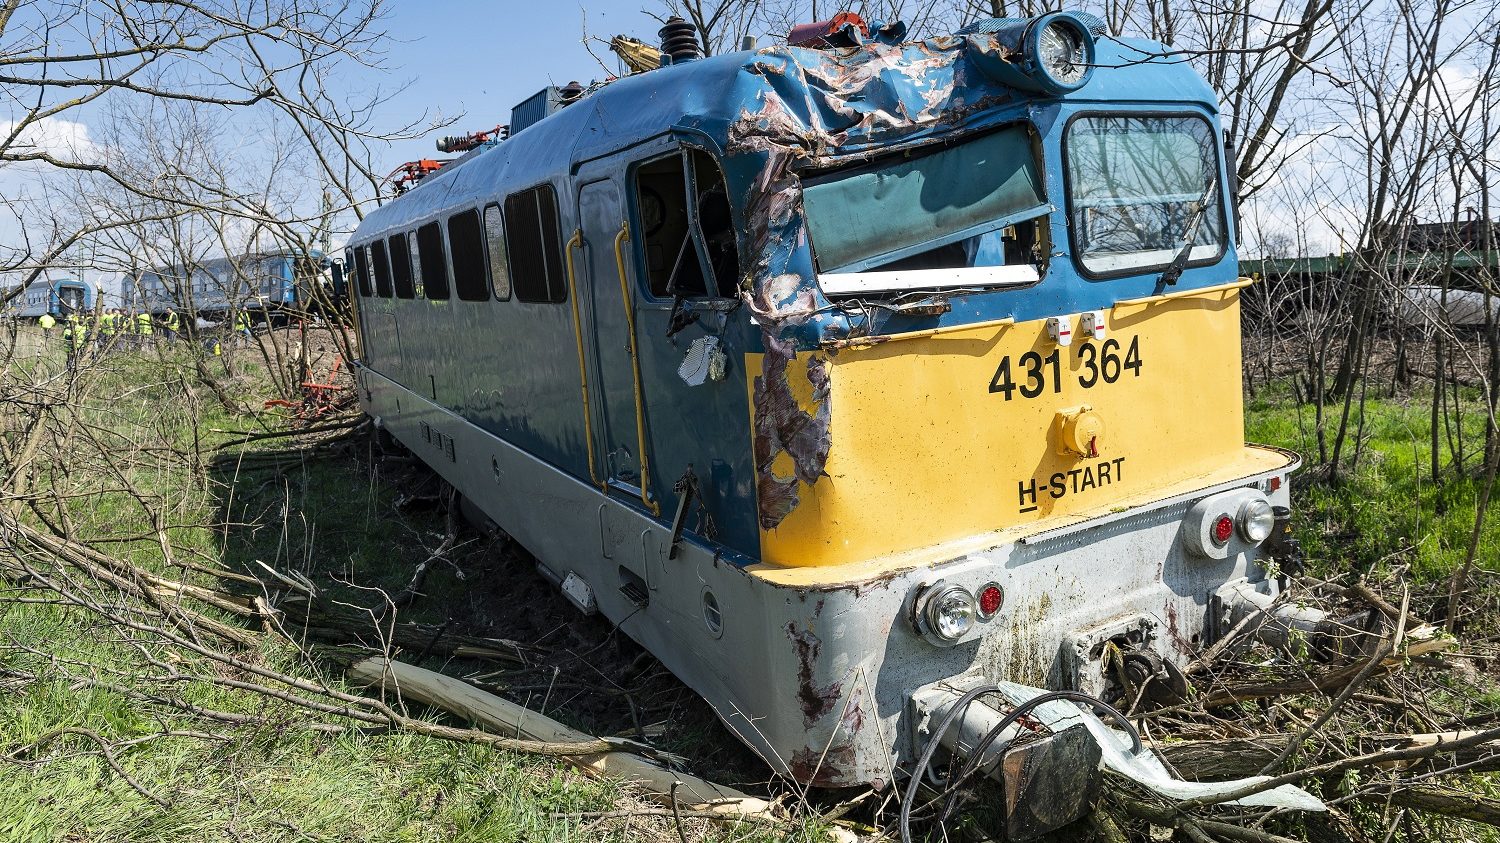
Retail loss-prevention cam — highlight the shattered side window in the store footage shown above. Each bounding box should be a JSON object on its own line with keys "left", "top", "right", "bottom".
{"left": 802, "top": 125, "right": 1048, "bottom": 275}
{"left": 632, "top": 148, "right": 741, "bottom": 299}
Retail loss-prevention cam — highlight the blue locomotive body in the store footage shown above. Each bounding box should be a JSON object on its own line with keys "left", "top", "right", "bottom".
{"left": 347, "top": 16, "right": 1299, "bottom": 806}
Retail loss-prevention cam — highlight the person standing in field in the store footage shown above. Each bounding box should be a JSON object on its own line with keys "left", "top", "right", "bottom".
{"left": 136, "top": 310, "right": 154, "bottom": 347}
{"left": 100, "top": 308, "right": 118, "bottom": 351}
{"left": 233, "top": 308, "right": 252, "bottom": 346}
{"left": 163, "top": 308, "right": 180, "bottom": 343}
{"left": 62, "top": 318, "right": 84, "bottom": 368}
{"left": 37, "top": 312, "right": 54, "bottom": 339}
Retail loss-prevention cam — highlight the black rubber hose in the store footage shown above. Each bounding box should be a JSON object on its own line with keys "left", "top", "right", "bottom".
{"left": 898, "top": 688, "right": 1141, "bottom": 843}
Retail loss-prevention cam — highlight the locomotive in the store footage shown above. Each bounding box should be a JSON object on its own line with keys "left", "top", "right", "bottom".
{"left": 346, "top": 11, "right": 1301, "bottom": 834}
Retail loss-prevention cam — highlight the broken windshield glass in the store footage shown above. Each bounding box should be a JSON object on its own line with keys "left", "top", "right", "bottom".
{"left": 801, "top": 125, "right": 1049, "bottom": 276}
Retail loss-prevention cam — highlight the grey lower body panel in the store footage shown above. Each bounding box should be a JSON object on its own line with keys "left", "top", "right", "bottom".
{"left": 356, "top": 364, "right": 1292, "bottom": 788}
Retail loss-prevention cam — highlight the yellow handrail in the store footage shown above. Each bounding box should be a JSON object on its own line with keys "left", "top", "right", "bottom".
{"left": 564, "top": 229, "right": 605, "bottom": 490}
{"left": 613, "top": 221, "right": 660, "bottom": 515}
{"left": 1112, "top": 277, "right": 1254, "bottom": 308}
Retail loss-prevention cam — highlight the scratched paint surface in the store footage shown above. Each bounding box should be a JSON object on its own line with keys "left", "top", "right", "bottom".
{"left": 748, "top": 289, "right": 1293, "bottom": 569}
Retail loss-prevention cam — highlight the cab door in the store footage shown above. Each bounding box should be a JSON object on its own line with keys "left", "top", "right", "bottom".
{"left": 576, "top": 177, "right": 658, "bottom": 514}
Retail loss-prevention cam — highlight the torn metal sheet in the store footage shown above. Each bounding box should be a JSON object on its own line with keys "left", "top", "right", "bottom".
{"left": 992, "top": 681, "right": 1326, "bottom": 811}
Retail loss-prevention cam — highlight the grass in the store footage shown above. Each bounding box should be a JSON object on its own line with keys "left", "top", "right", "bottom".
{"left": 1246, "top": 376, "right": 1500, "bottom": 592}
{"left": 7, "top": 325, "right": 1500, "bottom": 841}
{"left": 0, "top": 333, "right": 798, "bottom": 843}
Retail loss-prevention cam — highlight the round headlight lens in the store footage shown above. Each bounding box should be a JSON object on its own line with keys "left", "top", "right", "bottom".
{"left": 1238, "top": 498, "right": 1276, "bottom": 543}
{"left": 923, "top": 585, "right": 977, "bottom": 642}
{"left": 1037, "top": 20, "right": 1088, "bottom": 85}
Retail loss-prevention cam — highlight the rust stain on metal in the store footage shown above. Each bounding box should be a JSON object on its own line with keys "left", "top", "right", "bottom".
{"left": 1163, "top": 600, "right": 1194, "bottom": 658}
{"left": 787, "top": 742, "right": 859, "bottom": 786}
{"left": 786, "top": 619, "right": 842, "bottom": 725}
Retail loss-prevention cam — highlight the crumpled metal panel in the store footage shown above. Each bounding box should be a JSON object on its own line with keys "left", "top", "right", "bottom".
{"left": 351, "top": 23, "right": 1232, "bottom": 544}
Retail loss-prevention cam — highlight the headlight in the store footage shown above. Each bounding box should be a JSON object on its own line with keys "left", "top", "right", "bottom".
{"left": 1238, "top": 498, "right": 1276, "bottom": 543}
{"left": 962, "top": 11, "right": 1098, "bottom": 96}
{"left": 916, "top": 582, "right": 977, "bottom": 645}
{"left": 1036, "top": 17, "right": 1089, "bottom": 87}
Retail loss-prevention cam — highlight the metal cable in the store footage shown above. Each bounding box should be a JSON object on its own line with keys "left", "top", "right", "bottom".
{"left": 898, "top": 687, "right": 1140, "bottom": 843}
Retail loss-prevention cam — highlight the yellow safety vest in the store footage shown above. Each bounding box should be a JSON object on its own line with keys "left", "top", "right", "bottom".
{"left": 37, "top": 314, "right": 54, "bottom": 329}
{"left": 136, "top": 313, "right": 153, "bottom": 334}
{"left": 165, "top": 311, "right": 180, "bottom": 331}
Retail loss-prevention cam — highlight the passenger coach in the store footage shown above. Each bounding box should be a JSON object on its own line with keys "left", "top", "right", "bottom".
{"left": 347, "top": 11, "right": 1299, "bottom": 829}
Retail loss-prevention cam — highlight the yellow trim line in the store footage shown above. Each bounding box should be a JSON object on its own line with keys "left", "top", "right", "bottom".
{"left": 1113, "top": 277, "right": 1254, "bottom": 308}
{"left": 822, "top": 316, "right": 1016, "bottom": 350}
{"left": 564, "top": 229, "right": 605, "bottom": 490}
{"left": 613, "top": 222, "right": 660, "bottom": 515}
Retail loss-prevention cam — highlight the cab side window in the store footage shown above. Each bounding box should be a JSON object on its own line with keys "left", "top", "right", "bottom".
{"left": 484, "top": 203, "right": 511, "bottom": 300}
{"left": 632, "top": 148, "right": 740, "bottom": 299}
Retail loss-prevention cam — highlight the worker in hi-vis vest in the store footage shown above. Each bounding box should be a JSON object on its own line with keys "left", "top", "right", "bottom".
{"left": 233, "top": 309, "right": 252, "bottom": 345}
{"left": 37, "top": 312, "right": 55, "bottom": 338}
{"left": 62, "top": 319, "right": 85, "bottom": 366}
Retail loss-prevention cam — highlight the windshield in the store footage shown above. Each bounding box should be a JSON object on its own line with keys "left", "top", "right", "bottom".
{"left": 802, "top": 125, "right": 1048, "bottom": 275}
{"left": 1066, "top": 115, "right": 1226, "bottom": 276}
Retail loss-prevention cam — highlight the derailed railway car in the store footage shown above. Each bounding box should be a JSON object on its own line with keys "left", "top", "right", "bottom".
{"left": 348, "top": 12, "right": 1304, "bottom": 836}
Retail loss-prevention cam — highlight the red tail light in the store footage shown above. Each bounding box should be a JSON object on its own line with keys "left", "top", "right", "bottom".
{"left": 978, "top": 583, "right": 1004, "bottom": 618}
{"left": 1212, "top": 515, "right": 1234, "bottom": 545}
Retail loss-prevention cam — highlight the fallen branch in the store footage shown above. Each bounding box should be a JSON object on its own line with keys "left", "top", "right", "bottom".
{"left": 9, "top": 727, "right": 171, "bottom": 807}
{"left": 1371, "top": 785, "right": 1500, "bottom": 828}
{"left": 348, "top": 656, "right": 771, "bottom": 816}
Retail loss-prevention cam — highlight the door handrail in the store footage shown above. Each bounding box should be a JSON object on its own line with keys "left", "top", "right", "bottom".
{"left": 613, "top": 221, "right": 660, "bottom": 516}
{"left": 564, "top": 229, "right": 606, "bottom": 490}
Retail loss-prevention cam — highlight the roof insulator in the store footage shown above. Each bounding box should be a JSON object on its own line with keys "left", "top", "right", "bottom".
{"left": 658, "top": 16, "right": 702, "bottom": 64}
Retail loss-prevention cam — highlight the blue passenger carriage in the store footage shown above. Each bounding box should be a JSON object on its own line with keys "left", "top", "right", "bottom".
{"left": 130, "top": 250, "right": 334, "bottom": 320}
{"left": 348, "top": 12, "right": 1299, "bottom": 829}
{"left": 5, "top": 278, "right": 94, "bottom": 320}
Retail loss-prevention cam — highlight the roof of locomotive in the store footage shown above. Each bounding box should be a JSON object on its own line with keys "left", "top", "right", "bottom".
{"left": 355, "top": 29, "right": 1219, "bottom": 242}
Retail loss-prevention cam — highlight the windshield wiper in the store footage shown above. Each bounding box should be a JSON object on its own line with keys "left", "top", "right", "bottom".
{"left": 1158, "top": 177, "right": 1218, "bottom": 287}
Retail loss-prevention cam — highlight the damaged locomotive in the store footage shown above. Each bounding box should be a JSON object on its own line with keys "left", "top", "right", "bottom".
{"left": 346, "top": 9, "right": 1304, "bottom": 836}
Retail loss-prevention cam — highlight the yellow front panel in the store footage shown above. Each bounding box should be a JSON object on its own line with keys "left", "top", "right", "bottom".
{"left": 748, "top": 286, "right": 1274, "bottom": 569}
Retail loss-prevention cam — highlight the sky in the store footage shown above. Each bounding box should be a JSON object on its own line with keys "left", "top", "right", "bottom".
{"left": 374, "top": 2, "right": 690, "bottom": 170}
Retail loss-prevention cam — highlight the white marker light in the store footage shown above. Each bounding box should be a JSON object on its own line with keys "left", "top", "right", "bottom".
{"left": 1081, "top": 310, "right": 1107, "bottom": 340}
{"left": 914, "top": 581, "right": 978, "bottom": 646}
{"left": 1048, "top": 315, "right": 1074, "bottom": 347}
{"left": 1238, "top": 497, "right": 1276, "bottom": 543}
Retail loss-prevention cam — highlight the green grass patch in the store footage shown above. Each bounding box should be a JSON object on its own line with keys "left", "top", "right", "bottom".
{"left": 1, "top": 332, "right": 774, "bottom": 842}
{"left": 1246, "top": 378, "right": 1500, "bottom": 586}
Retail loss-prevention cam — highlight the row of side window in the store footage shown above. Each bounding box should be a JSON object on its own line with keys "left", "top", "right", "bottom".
{"left": 350, "top": 184, "right": 564, "bottom": 305}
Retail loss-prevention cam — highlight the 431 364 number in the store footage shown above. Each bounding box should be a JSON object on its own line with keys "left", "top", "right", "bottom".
{"left": 989, "top": 336, "right": 1142, "bottom": 400}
